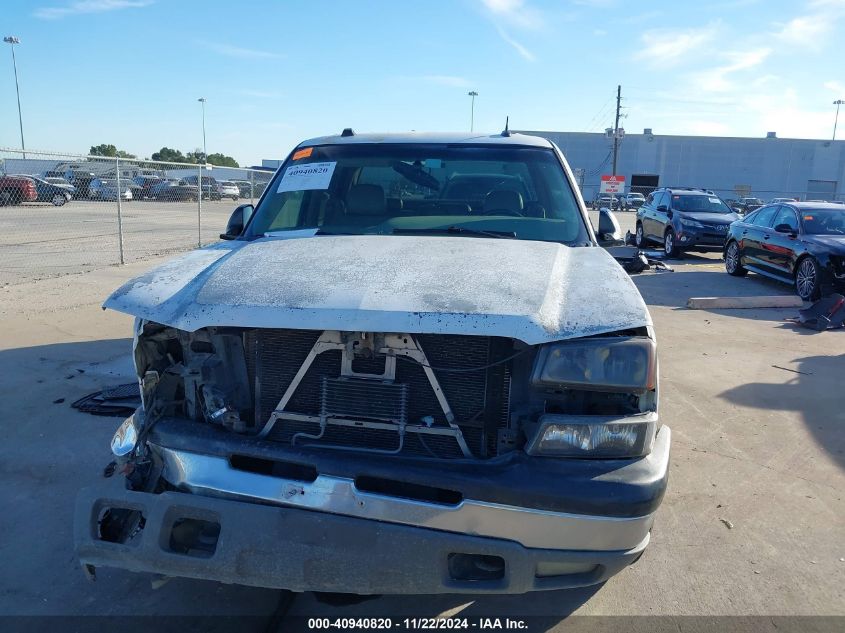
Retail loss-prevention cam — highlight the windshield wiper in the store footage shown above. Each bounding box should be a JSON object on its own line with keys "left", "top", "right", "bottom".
{"left": 392, "top": 227, "right": 517, "bottom": 239}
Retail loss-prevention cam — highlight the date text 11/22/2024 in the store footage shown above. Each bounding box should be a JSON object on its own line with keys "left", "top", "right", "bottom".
{"left": 307, "top": 617, "right": 529, "bottom": 630}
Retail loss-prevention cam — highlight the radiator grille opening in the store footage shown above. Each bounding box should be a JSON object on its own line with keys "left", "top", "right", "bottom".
{"left": 245, "top": 330, "right": 513, "bottom": 460}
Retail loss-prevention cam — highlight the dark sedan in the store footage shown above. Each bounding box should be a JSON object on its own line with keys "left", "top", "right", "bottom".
{"left": 151, "top": 179, "right": 200, "bottom": 202}
{"left": 12, "top": 175, "right": 74, "bottom": 206}
{"left": 724, "top": 202, "right": 845, "bottom": 300}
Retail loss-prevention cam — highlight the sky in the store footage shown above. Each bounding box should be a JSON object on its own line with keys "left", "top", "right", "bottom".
{"left": 1, "top": 0, "right": 844, "bottom": 166}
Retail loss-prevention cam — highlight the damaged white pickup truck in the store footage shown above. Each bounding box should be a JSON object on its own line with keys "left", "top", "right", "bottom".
{"left": 75, "top": 131, "right": 669, "bottom": 595}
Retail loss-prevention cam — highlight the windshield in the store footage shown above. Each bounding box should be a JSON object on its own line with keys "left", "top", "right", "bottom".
{"left": 245, "top": 143, "right": 588, "bottom": 244}
{"left": 800, "top": 208, "right": 845, "bottom": 235}
{"left": 672, "top": 194, "right": 733, "bottom": 214}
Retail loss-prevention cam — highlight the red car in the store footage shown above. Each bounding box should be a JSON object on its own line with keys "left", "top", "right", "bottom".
{"left": 0, "top": 174, "right": 38, "bottom": 206}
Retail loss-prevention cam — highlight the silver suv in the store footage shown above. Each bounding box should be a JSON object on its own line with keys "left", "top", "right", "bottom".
{"left": 75, "top": 131, "right": 669, "bottom": 595}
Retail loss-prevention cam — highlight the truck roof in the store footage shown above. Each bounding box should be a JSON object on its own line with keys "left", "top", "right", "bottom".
{"left": 297, "top": 131, "right": 554, "bottom": 148}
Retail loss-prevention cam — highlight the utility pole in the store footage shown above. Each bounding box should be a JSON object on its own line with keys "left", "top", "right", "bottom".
{"left": 468, "top": 91, "right": 478, "bottom": 132}
{"left": 611, "top": 84, "right": 621, "bottom": 175}
{"left": 198, "top": 97, "right": 207, "bottom": 160}
{"left": 834, "top": 99, "right": 844, "bottom": 141}
{"left": 4, "top": 36, "right": 25, "bottom": 158}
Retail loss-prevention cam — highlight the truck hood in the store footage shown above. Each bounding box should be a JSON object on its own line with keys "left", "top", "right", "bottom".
{"left": 103, "top": 235, "right": 651, "bottom": 345}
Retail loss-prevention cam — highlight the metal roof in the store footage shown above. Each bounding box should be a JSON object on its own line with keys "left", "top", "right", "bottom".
{"left": 297, "top": 131, "right": 554, "bottom": 148}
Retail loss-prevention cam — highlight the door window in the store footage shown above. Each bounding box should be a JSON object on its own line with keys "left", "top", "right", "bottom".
{"left": 771, "top": 207, "right": 798, "bottom": 232}
{"left": 750, "top": 205, "right": 777, "bottom": 228}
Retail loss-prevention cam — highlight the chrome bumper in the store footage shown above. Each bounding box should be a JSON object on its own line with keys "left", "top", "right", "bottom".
{"left": 157, "top": 445, "right": 658, "bottom": 552}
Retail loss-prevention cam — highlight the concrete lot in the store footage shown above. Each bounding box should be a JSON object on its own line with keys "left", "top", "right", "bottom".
{"left": 0, "top": 220, "right": 843, "bottom": 629}
{"left": 0, "top": 199, "right": 239, "bottom": 286}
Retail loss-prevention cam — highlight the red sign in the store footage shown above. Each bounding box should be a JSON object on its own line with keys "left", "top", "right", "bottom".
{"left": 600, "top": 174, "right": 626, "bottom": 194}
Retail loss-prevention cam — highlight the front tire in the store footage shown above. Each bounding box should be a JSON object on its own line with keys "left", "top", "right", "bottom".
{"left": 795, "top": 257, "right": 821, "bottom": 301}
{"left": 635, "top": 222, "right": 645, "bottom": 248}
{"left": 52, "top": 193, "right": 67, "bottom": 206}
{"left": 664, "top": 229, "right": 680, "bottom": 258}
{"left": 725, "top": 241, "right": 747, "bottom": 276}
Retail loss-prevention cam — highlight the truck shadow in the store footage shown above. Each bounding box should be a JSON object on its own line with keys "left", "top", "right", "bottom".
{"left": 718, "top": 353, "right": 845, "bottom": 471}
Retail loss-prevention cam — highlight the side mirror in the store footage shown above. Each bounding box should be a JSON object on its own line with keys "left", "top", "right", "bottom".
{"left": 220, "top": 204, "right": 254, "bottom": 240}
{"left": 597, "top": 207, "right": 622, "bottom": 244}
{"left": 774, "top": 223, "right": 796, "bottom": 235}
{"left": 656, "top": 205, "right": 668, "bottom": 213}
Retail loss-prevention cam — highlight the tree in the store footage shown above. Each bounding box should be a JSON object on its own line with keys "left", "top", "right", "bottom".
{"left": 89, "top": 143, "right": 136, "bottom": 159}
{"left": 206, "top": 153, "right": 239, "bottom": 168}
{"left": 151, "top": 147, "right": 187, "bottom": 163}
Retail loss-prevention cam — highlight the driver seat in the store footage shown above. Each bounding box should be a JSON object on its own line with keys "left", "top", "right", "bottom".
{"left": 484, "top": 189, "right": 524, "bottom": 214}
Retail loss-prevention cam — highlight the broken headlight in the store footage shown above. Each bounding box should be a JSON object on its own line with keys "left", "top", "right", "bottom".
{"left": 531, "top": 336, "right": 656, "bottom": 394}
{"left": 526, "top": 412, "right": 657, "bottom": 458}
{"left": 111, "top": 413, "right": 140, "bottom": 459}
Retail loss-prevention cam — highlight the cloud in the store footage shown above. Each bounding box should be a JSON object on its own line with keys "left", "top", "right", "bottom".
{"left": 34, "top": 0, "right": 152, "bottom": 19}
{"left": 421, "top": 75, "right": 474, "bottom": 88}
{"left": 824, "top": 80, "right": 845, "bottom": 95}
{"left": 201, "top": 42, "right": 282, "bottom": 60}
{"left": 694, "top": 48, "right": 772, "bottom": 93}
{"left": 774, "top": 14, "right": 831, "bottom": 48}
{"left": 773, "top": 0, "right": 845, "bottom": 49}
{"left": 592, "top": 28, "right": 607, "bottom": 36}
{"left": 634, "top": 24, "right": 718, "bottom": 68}
{"left": 479, "top": 0, "right": 543, "bottom": 29}
{"left": 494, "top": 26, "right": 536, "bottom": 61}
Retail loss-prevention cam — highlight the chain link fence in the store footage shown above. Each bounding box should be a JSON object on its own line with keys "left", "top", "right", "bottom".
{"left": 0, "top": 148, "right": 274, "bottom": 286}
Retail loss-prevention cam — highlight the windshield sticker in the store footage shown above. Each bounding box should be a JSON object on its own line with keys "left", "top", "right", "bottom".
{"left": 292, "top": 147, "right": 313, "bottom": 161}
{"left": 709, "top": 197, "right": 720, "bottom": 203}
{"left": 277, "top": 161, "right": 336, "bottom": 193}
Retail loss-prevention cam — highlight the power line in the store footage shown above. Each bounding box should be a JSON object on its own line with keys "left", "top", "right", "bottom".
{"left": 583, "top": 95, "right": 614, "bottom": 132}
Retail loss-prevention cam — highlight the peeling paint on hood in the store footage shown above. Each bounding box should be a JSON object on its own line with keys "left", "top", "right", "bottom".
{"left": 103, "top": 235, "right": 651, "bottom": 345}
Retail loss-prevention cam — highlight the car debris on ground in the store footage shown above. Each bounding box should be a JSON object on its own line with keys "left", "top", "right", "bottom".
{"left": 788, "top": 293, "right": 845, "bottom": 331}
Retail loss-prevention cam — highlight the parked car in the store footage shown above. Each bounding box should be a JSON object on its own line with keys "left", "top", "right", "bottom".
{"left": 67, "top": 171, "right": 99, "bottom": 199}
{"left": 44, "top": 176, "right": 76, "bottom": 192}
{"left": 12, "top": 175, "right": 73, "bottom": 206}
{"left": 217, "top": 180, "right": 240, "bottom": 201}
{"left": 621, "top": 192, "right": 645, "bottom": 210}
{"left": 75, "top": 131, "right": 668, "bottom": 596}
{"left": 0, "top": 174, "right": 38, "bottom": 205}
{"left": 150, "top": 179, "right": 200, "bottom": 201}
{"left": 725, "top": 202, "right": 845, "bottom": 301}
{"left": 182, "top": 174, "right": 221, "bottom": 200}
{"left": 230, "top": 179, "right": 254, "bottom": 198}
{"left": 89, "top": 178, "right": 133, "bottom": 201}
{"left": 736, "top": 197, "right": 764, "bottom": 213}
{"left": 132, "top": 176, "right": 163, "bottom": 200}
{"left": 635, "top": 187, "right": 740, "bottom": 257}
{"left": 593, "top": 194, "right": 619, "bottom": 210}
{"left": 770, "top": 197, "right": 797, "bottom": 204}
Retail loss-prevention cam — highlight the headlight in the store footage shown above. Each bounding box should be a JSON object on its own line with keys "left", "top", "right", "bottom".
{"left": 531, "top": 337, "right": 656, "bottom": 394}
{"left": 680, "top": 218, "right": 704, "bottom": 229}
{"left": 526, "top": 412, "right": 657, "bottom": 458}
{"left": 111, "top": 413, "right": 140, "bottom": 458}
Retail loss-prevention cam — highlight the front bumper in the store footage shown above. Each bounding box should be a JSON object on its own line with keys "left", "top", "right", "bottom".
{"left": 75, "top": 423, "right": 669, "bottom": 594}
{"left": 75, "top": 479, "right": 650, "bottom": 594}
{"left": 677, "top": 229, "right": 727, "bottom": 250}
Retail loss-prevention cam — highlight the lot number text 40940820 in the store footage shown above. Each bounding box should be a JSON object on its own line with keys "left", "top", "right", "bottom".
{"left": 307, "top": 618, "right": 529, "bottom": 630}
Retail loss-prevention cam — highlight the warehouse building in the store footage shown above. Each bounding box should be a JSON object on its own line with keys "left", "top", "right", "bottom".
{"left": 522, "top": 129, "right": 845, "bottom": 204}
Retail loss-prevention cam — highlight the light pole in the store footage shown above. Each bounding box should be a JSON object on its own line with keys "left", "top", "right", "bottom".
{"left": 197, "top": 97, "right": 207, "bottom": 161}
{"left": 467, "top": 91, "right": 478, "bottom": 132}
{"left": 4, "top": 36, "right": 25, "bottom": 158}
{"left": 834, "top": 99, "right": 844, "bottom": 141}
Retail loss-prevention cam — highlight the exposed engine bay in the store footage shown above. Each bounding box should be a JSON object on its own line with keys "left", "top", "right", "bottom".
{"left": 131, "top": 321, "right": 654, "bottom": 463}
